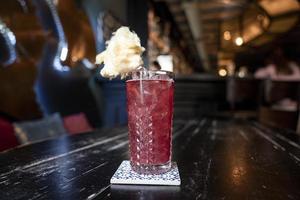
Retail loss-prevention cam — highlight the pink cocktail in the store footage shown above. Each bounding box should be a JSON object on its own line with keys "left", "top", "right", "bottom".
{"left": 126, "top": 70, "right": 174, "bottom": 174}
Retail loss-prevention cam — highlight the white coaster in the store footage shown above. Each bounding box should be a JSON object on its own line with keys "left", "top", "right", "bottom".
{"left": 110, "top": 161, "right": 181, "bottom": 186}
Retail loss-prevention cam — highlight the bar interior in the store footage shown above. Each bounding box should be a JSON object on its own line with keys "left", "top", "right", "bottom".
{"left": 0, "top": 0, "right": 300, "bottom": 199}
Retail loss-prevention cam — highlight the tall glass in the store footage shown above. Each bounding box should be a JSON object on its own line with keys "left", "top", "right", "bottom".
{"left": 126, "top": 70, "right": 174, "bottom": 174}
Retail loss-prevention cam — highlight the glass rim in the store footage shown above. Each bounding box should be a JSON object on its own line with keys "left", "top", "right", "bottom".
{"left": 126, "top": 69, "right": 174, "bottom": 81}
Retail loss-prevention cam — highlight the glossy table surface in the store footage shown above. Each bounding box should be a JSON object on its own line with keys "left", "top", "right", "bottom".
{"left": 1, "top": 117, "right": 300, "bottom": 200}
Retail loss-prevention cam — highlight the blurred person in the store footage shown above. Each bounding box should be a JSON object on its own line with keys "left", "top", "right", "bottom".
{"left": 255, "top": 48, "right": 300, "bottom": 80}
{"left": 255, "top": 48, "right": 300, "bottom": 111}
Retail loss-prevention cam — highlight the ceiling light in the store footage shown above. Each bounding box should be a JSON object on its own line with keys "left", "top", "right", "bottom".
{"left": 218, "top": 69, "right": 227, "bottom": 77}
{"left": 223, "top": 31, "right": 231, "bottom": 40}
{"left": 235, "top": 37, "right": 243, "bottom": 46}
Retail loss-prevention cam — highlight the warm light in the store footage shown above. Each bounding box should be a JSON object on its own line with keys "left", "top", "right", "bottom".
{"left": 235, "top": 37, "right": 243, "bottom": 46}
{"left": 238, "top": 71, "right": 245, "bottom": 78}
{"left": 232, "top": 166, "right": 246, "bottom": 186}
{"left": 223, "top": 0, "right": 232, "bottom": 4}
{"left": 218, "top": 69, "right": 227, "bottom": 77}
{"left": 72, "top": 56, "right": 78, "bottom": 62}
{"left": 259, "top": 0, "right": 300, "bottom": 17}
{"left": 223, "top": 31, "right": 231, "bottom": 41}
{"left": 60, "top": 47, "right": 68, "bottom": 61}
{"left": 238, "top": 66, "right": 248, "bottom": 78}
{"left": 53, "top": 0, "right": 59, "bottom": 5}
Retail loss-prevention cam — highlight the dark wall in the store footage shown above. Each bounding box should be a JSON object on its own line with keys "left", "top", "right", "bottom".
{"left": 127, "top": 0, "right": 149, "bottom": 66}
{"left": 81, "top": 0, "right": 128, "bottom": 53}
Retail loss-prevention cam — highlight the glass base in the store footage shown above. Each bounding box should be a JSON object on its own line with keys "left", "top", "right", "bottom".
{"left": 130, "top": 161, "right": 171, "bottom": 175}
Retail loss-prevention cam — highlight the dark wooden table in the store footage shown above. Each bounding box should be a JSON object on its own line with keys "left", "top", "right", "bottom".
{"left": 1, "top": 117, "right": 300, "bottom": 199}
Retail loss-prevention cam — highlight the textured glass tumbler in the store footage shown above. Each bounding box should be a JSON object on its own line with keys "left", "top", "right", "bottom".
{"left": 126, "top": 70, "right": 174, "bottom": 174}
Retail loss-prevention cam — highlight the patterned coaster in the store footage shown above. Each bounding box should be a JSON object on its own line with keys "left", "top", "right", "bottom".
{"left": 110, "top": 161, "right": 181, "bottom": 186}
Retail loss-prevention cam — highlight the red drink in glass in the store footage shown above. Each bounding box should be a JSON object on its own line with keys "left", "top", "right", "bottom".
{"left": 126, "top": 70, "right": 174, "bottom": 174}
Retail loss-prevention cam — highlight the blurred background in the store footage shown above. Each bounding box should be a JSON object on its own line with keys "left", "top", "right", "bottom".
{"left": 0, "top": 0, "right": 300, "bottom": 151}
